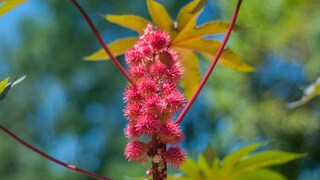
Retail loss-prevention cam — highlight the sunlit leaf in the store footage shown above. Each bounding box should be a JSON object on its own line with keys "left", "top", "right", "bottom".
{"left": 202, "top": 142, "right": 216, "bottom": 167}
{"left": 0, "top": 75, "right": 26, "bottom": 101}
{"left": 0, "top": 77, "right": 10, "bottom": 93}
{"left": 146, "top": 0, "right": 174, "bottom": 35}
{"left": 104, "top": 15, "right": 150, "bottom": 34}
{"left": 168, "top": 174, "right": 193, "bottom": 180}
{"left": 218, "top": 143, "right": 261, "bottom": 179}
{"left": 180, "top": 158, "right": 203, "bottom": 178}
{"left": 172, "top": 143, "right": 305, "bottom": 180}
{"left": 174, "top": 48, "right": 201, "bottom": 100}
{"left": 174, "top": 38, "right": 254, "bottom": 72}
{"left": 85, "top": 37, "right": 138, "bottom": 61}
{"left": 226, "top": 150, "right": 305, "bottom": 179}
{"left": 198, "top": 154, "right": 211, "bottom": 177}
{"left": 93, "top": 0, "right": 253, "bottom": 96}
{"left": 232, "top": 169, "right": 286, "bottom": 180}
{"left": 173, "top": 21, "right": 240, "bottom": 44}
{"left": 287, "top": 77, "right": 320, "bottom": 108}
{"left": 0, "top": 0, "right": 26, "bottom": 16}
{"left": 174, "top": 0, "right": 205, "bottom": 42}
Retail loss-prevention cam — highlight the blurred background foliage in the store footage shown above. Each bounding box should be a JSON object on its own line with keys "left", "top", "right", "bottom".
{"left": 0, "top": 0, "right": 319, "bottom": 179}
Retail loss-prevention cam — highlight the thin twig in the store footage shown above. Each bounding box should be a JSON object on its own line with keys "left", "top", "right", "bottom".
{"left": 0, "top": 125, "right": 111, "bottom": 180}
{"left": 70, "top": 0, "right": 134, "bottom": 84}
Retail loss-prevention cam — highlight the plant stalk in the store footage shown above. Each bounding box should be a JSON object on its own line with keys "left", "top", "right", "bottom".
{"left": 70, "top": 0, "right": 134, "bottom": 84}
{"left": 151, "top": 135, "right": 167, "bottom": 180}
{"left": 0, "top": 125, "right": 111, "bottom": 180}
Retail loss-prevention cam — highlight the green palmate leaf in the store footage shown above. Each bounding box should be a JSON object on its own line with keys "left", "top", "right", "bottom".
{"left": 172, "top": 144, "right": 305, "bottom": 180}
{"left": 202, "top": 142, "right": 216, "bottom": 167}
{"left": 174, "top": 0, "right": 206, "bottom": 42}
{"left": 180, "top": 158, "right": 204, "bottom": 178}
{"left": 232, "top": 169, "right": 286, "bottom": 180}
{"left": 174, "top": 38, "right": 254, "bottom": 72}
{"left": 0, "top": 0, "right": 26, "bottom": 16}
{"left": 218, "top": 143, "right": 261, "bottom": 180}
{"left": 104, "top": 15, "right": 150, "bottom": 34}
{"left": 198, "top": 154, "right": 212, "bottom": 177}
{"left": 173, "top": 21, "right": 239, "bottom": 44}
{"left": 85, "top": 37, "right": 138, "bottom": 61}
{"left": 168, "top": 174, "right": 193, "bottom": 180}
{"left": 0, "top": 77, "right": 9, "bottom": 93}
{"left": 287, "top": 77, "right": 320, "bottom": 108}
{"left": 175, "top": 48, "right": 201, "bottom": 100}
{"left": 146, "top": 0, "right": 175, "bottom": 35}
{"left": 226, "top": 150, "right": 305, "bottom": 179}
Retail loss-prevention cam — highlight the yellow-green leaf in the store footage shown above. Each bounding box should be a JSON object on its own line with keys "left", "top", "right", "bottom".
{"left": 232, "top": 169, "right": 286, "bottom": 180}
{"left": 174, "top": 0, "right": 206, "bottom": 42}
{"left": 218, "top": 143, "right": 261, "bottom": 180}
{"left": 173, "top": 21, "right": 238, "bottom": 44}
{"left": 180, "top": 158, "right": 203, "bottom": 178}
{"left": 174, "top": 48, "right": 201, "bottom": 100}
{"left": 174, "top": 38, "right": 253, "bottom": 72}
{"left": 0, "top": 0, "right": 26, "bottom": 16}
{"left": 226, "top": 150, "right": 305, "bottom": 179}
{"left": 287, "top": 77, "right": 320, "bottom": 108}
{"left": 202, "top": 142, "right": 216, "bottom": 167}
{"left": 168, "top": 174, "right": 193, "bottom": 180}
{"left": 0, "top": 77, "right": 9, "bottom": 93}
{"left": 147, "top": 0, "right": 174, "bottom": 35}
{"left": 85, "top": 37, "right": 138, "bottom": 61}
{"left": 104, "top": 15, "right": 150, "bottom": 34}
{"left": 198, "top": 154, "right": 211, "bottom": 177}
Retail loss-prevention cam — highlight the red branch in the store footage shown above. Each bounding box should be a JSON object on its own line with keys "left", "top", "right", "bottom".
{"left": 0, "top": 125, "right": 111, "bottom": 180}
{"left": 70, "top": 0, "right": 134, "bottom": 84}
{"left": 176, "top": 0, "right": 243, "bottom": 124}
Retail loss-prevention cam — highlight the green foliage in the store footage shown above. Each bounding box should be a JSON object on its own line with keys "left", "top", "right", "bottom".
{"left": 170, "top": 143, "right": 304, "bottom": 180}
{"left": 84, "top": 37, "right": 138, "bottom": 61}
{"left": 0, "top": 77, "right": 9, "bottom": 93}
{"left": 86, "top": 0, "right": 253, "bottom": 99}
{"left": 0, "top": 76, "right": 26, "bottom": 101}
{"left": 0, "top": 0, "right": 26, "bottom": 16}
{"left": 287, "top": 77, "right": 320, "bottom": 108}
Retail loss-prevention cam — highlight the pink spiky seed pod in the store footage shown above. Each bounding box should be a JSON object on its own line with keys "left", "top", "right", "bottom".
{"left": 158, "top": 121, "right": 183, "bottom": 144}
{"left": 164, "top": 91, "right": 185, "bottom": 113}
{"left": 124, "top": 85, "right": 143, "bottom": 103}
{"left": 125, "top": 141, "right": 149, "bottom": 163}
{"left": 125, "top": 48, "right": 143, "bottom": 66}
{"left": 157, "top": 49, "right": 178, "bottom": 67}
{"left": 135, "top": 114, "right": 160, "bottom": 135}
{"left": 124, "top": 103, "right": 142, "bottom": 122}
{"left": 149, "top": 30, "right": 170, "bottom": 51}
{"left": 143, "top": 95, "right": 164, "bottom": 115}
{"left": 162, "top": 81, "right": 178, "bottom": 95}
{"left": 149, "top": 62, "right": 166, "bottom": 79}
{"left": 138, "top": 78, "right": 157, "bottom": 95}
{"left": 164, "top": 64, "right": 183, "bottom": 81}
{"left": 135, "top": 40, "right": 154, "bottom": 60}
{"left": 123, "top": 25, "right": 187, "bottom": 170}
{"left": 129, "top": 65, "right": 147, "bottom": 80}
{"left": 164, "top": 146, "right": 186, "bottom": 168}
{"left": 124, "top": 123, "right": 141, "bottom": 139}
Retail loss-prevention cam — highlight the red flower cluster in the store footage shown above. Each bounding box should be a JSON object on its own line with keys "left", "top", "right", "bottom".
{"left": 124, "top": 25, "right": 186, "bottom": 168}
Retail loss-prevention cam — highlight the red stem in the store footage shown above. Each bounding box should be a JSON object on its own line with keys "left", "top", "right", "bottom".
{"left": 0, "top": 125, "right": 111, "bottom": 180}
{"left": 70, "top": 0, "right": 134, "bottom": 84}
{"left": 175, "top": 0, "right": 243, "bottom": 124}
